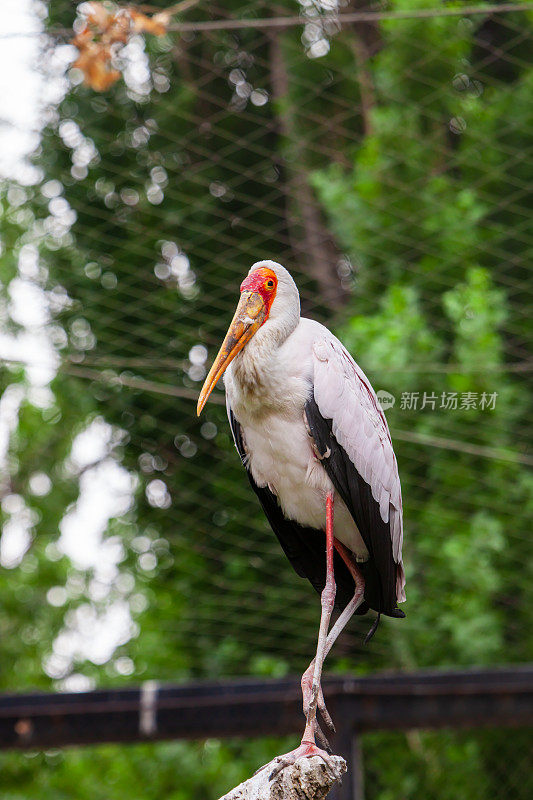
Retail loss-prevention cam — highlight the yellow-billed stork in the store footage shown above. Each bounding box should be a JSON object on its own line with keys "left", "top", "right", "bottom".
{"left": 197, "top": 261, "right": 405, "bottom": 773}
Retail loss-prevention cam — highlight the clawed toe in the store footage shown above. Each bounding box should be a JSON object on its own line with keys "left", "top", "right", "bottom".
{"left": 317, "top": 688, "right": 335, "bottom": 734}
{"left": 264, "top": 741, "right": 337, "bottom": 780}
{"left": 306, "top": 683, "right": 336, "bottom": 735}
{"left": 268, "top": 754, "right": 293, "bottom": 780}
{"left": 301, "top": 665, "right": 336, "bottom": 735}
{"left": 314, "top": 719, "right": 333, "bottom": 754}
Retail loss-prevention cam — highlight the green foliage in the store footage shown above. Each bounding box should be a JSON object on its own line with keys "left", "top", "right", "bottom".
{"left": 0, "top": 737, "right": 295, "bottom": 800}
{"left": 342, "top": 284, "right": 442, "bottom": 382}
{"left": 443, "top": 267, "right": 506, "bottom": 370}
{"left": 0, "top": 1, "right": 531, "bottom": 798}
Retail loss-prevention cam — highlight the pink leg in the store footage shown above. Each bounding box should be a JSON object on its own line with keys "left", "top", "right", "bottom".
{"left": 260, "top": 495, "right": 366, "bottom": 779}
{"left": 267, "top": 493, "right": 338, "bottom": 778}
{"left": 301, "top": 538, "right": 366, "bottom": 743}
{"left": 302, "top": 492, "right": 336, "bottom": 740}
{"left": 327, "top": 539, "right": 365, "bottom": 653}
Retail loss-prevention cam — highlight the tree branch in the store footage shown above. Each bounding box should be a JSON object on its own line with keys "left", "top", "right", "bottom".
{"left": 218, "top": 755, "right": 346, "bottom": 800}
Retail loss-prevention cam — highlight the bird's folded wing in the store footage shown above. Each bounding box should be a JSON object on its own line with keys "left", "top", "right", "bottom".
{"left": 310, "top": 338, "right": 406, "bottom": 606}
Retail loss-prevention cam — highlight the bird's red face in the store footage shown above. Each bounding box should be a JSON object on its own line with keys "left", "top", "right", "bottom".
{"left": 197, "top": 267, "right": 278, "bottom": 415}
{"left": 239, "top": 267, "right": 278, "bottom": 312}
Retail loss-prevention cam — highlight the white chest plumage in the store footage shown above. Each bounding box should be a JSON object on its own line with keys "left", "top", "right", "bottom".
{"left": 225, "top": 320, "right": 369, "bottom": 559}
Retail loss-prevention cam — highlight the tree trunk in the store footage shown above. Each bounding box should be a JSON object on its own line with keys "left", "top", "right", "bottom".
{"left": 268, "top": 33, "right": 348, "bottom": 311}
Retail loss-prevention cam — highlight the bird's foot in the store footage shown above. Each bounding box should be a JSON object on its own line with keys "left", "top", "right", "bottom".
{"left": 301, "top": 661, "right": 336, "bottom": 736}
{"left": 255, "top": 739, "right": 338, "bottom": 781}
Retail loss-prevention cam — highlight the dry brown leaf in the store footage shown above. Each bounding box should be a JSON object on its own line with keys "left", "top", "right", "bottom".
{"left": 101, "top": 11, "right": 131, "bottom": 45}
{"left": 129, "top": 9, "right": 169, "bottom": 36}
{"left": 71, "top": 2, "right": 170, "bottom": 92}
{"left": 73, "top": 41, "right": 121, "bottom": 91}
{"left": 71, "top": 27, "right": 93, "bottom": 50}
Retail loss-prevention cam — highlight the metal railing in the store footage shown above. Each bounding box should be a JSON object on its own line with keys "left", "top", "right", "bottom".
{"left": 1, "top": 666, "right": 532, "bottom": 799}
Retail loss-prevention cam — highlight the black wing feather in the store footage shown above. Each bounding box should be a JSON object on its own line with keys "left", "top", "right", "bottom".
{"left": 305, "top": 395, "right": 404, "bottom": 619}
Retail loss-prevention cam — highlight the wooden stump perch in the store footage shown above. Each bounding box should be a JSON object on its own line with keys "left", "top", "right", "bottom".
{"left": 218, "top": 755, "right": 347, "bottom": 800}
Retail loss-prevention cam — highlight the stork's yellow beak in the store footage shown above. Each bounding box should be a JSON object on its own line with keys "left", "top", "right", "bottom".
{"left": 197, "top": 291, "right": 266, "bottom": 415}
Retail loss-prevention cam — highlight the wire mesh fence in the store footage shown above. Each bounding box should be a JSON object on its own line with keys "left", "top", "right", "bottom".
{"left": 0, "top": 0, "right": 532, "bottom": 797}
{"left": 362, "top": 727, "right": 533, "bottom": 800}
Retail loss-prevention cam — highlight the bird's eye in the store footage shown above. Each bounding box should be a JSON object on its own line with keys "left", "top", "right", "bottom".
{"left": 265, "top": 279, "right": 275, "bottom": 290}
